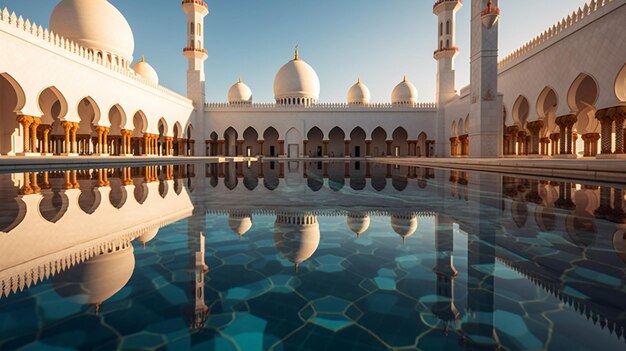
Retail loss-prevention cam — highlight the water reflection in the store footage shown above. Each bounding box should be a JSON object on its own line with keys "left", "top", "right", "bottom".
{"left": 0, "top": 161, "right": 624, "bottom": 349}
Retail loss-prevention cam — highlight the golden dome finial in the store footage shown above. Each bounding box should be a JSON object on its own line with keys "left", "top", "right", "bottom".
{"left": 403, "top": 75, "right": 407, "bottom": 82}
{"left": 357, "top": 77, "right": 361, "bottom": 84}
{"left": 238, "top": 77, "right": 242, "bottom": 83}
{"left": 294, "top": 45, "right": 299, "bottom": 61}
{"left": 141, "top": 55, "right": 145, "bottom": 62}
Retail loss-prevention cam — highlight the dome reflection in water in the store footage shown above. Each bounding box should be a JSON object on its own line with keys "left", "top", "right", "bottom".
{"left": 0, "top": 161, "right": 624, "bottom": 350}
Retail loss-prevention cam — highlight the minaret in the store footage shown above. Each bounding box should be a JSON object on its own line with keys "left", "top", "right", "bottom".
{"left": 433, "top": 0, "right": 462, "bottom": 157}
{"left": 186, "top": 231, "right": 209, "bottom": 330}
{"left": 468, "top": 0, "right": 502, "bottom": 157}
{"left": 431, "top": 215, "right": 460, "bottom": 335}
{"left": 182, "top": 0, "right": 209, "bottom": 155}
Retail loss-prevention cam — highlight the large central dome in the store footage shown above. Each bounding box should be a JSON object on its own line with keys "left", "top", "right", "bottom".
{"left": 50, "top": 0, "right": 135, "bottom": 64}
{"left": 273, "top": 48, "right": 320, "bottom": 106}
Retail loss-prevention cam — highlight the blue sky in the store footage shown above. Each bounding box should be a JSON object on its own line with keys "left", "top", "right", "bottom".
{"left": 0, "top": 0, "right": 589, "bottom": 102}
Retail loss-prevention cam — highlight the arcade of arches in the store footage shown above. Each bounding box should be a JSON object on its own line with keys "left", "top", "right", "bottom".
{"left": 502, "top": 71, "right": 626, "bottom": 159}
{"left": 206, "top": 126, "right": 434, "bottom": 158}
{"left": 0, "top": 74, "right": 195, "bottom": 157}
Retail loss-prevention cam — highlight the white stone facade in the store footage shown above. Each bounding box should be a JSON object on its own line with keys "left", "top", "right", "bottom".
{"left": 1, "top": 0, "right": 625, "bottom": 159}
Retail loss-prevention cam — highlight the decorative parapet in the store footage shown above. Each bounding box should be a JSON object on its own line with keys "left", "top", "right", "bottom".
{"left": 182, "top": 0, "right": 208, "bottom": 10}
{"left": 498, "top": 0, "right": 618, "bottom": 70}
{"left": 205, "top": 102, "right": 437, "bottom": 110}
{"left": 0, "top": 7, "right": 190, "bottom": 103}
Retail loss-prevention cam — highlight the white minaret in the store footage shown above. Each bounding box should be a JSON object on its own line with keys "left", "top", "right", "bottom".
{"left": 182, "top": 0, "right": 209, "bottom": 155}
{"left": 468, "top": 0, "right": 502, "bottom": 157}
{"left": 433, "top": 0, "right": 462, "bottom": 157}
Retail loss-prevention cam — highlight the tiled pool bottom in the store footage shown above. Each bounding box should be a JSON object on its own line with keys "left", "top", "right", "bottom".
{"left": 0, "top": 162, "right": 625, "bottom": 350}
{"left": 0, "top": 217, "right": 622, "bottom": 351}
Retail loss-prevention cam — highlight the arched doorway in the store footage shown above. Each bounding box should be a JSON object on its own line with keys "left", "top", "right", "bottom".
{"left": 107, "top": 105, "right": 126, "bottom": 156}
{"left": 0, "top": 73, "right": 26, "bottom": 155}
{"left": 186, "top": 124, "right": 194, "bottom": 156}
{"left": 263, "top": 127, "right": 279, "bottom": 157}
{"left": 173, "top": 123, "right": 182, "bottom": 156}
{"left": 349, "top": 127, "right": 366, "bottom": 158}
{"left": 307, "top": 127, "right": 323, "bottom": 157}
{"left": 132, "top": 111, "right": 147, "bottom": 155}
{"left": 371, "top": 127, "right": 387, "bottom": 157}
{"left": 391, "top": 127, "right": 408, "bottom": 157}
{"left": 39, "top": 87, "right": 69, "bottom": 155}
{"left": 568, "top": 74, "right": 599, "bottom": 157}
{"left": 536, "top": 87, "right": 559, "bottom": 156}
{"left": 158, "top": 118, "right": 169, "bottom": 156}
{"left": 512, "top": 95, "right": 530, "bottom": 155}
{"left": 285, "top": 127, "right": 301, "bottom": 158}
{"left": 328, "top": 127, "right": 345, "bottom": 157}
{"left": 242, "top": 127, "right": 259, "bottom": 157}
{"left": 417, "top": 132, "right": 428, "bottom": 157}
{"left": 75, "top": 98, "right": 99, "bottom": 155}
{"left": 224, "top": 127, "right": 238, "bottom": 156}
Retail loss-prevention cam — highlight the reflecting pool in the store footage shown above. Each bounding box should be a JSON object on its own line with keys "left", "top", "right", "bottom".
{"left": 0, "top": 161, "right": 625, "bottom": 350}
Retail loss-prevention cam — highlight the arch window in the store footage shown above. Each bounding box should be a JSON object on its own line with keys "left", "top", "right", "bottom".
{"left": 446, "top": 39, "right": 449, "bottom": 48}
{"left": 197, "top": 23, "right": 202, "bottom": 36}
{"left": 190, "top": 23, "right": 194, "bottom": 35}
{"left": 439, "top": 41, "right": 443, "bottom": 50}
{"left": 446, "top": 21, "right": 450, "bottom": 35}
{"left": 439, "top": 22, "right": 443, "bottom": 36}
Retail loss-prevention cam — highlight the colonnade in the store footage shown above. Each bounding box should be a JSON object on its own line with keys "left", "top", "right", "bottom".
{"left": 449, "top": 135, "right": 469, "bottom": 157}
{"left": 207, "top": 138, "right": 434, "bottom": 157}
{"left": 502, "top": 105, "right": 626, "bottom": 158}
{"left": 13, "top": 115, "right": 195, "bottom": 157}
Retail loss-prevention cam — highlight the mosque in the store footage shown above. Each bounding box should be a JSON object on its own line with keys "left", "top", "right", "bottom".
{"left": 0, "top": 0, "right": 625, "bottom": 159}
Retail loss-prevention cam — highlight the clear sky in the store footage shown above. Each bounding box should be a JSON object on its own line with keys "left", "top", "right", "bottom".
{"left": 0, "top": 0, "right": 589, "bottom": 103}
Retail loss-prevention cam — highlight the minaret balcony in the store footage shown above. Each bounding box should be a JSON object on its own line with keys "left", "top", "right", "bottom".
{"left": 481, "top": 1, "right": 500, "bottom": 29}
{"left": 433, "top": 0, "right": 462, "bottom": 15}
{"left": 433, "top": 46, "right": 459, "bottom": 60}
{"left": 182, "top": 0, "right": 209, "bottom": 15}
{"left": 183, "top": 47, "right": 208, "bottom": 59}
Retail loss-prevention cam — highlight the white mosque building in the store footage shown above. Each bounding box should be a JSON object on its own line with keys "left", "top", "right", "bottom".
{"left": 0, "top": 0, "right": 625, "bottom": 159}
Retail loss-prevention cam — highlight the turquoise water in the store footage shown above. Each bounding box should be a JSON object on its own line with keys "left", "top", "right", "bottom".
{"left": 0, "top": 161, "right": 624, "bottom": 350}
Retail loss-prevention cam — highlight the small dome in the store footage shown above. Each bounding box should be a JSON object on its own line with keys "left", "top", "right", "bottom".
{"left": 137, "top": 227, "right": 159, "bottom": 246}
{"left": 391, "top": 213, "right": 418, "bottom": 243}
{"left": 274, "top": 212, "right": 320, "bottom": 269}
{"left": 228, "top": 79, "right": 253, "bottom": 105}
{"left": 391, "top": 76, "right": 418, "bottom": 105}
{"left": 347, "top": 213, "right": 370, "bottom": 237}
{"left": 347, "top": 79, "right": 371, "bottom": 105}
{"left": 228, "top": 211, "right": 253, "bottom": 236}
{"left": 132, "top": 57, "right": 159, "bottom": 85}
{"left": 53, "top": 244, "right": 135, "bottom": 307}
{"left": 50, "top": 0, "right": 135, "bottom": 63}
{"left": 274, "top": 48, "right": 320, "bottom": 105}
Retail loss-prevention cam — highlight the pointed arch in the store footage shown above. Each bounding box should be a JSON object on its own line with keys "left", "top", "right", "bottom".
{"left": 371, "top": 127, "right": 387, "bottom": 157}
{"left": 243, "top": 126, "right": 259, "bottom": 157}
{"left": 328, "top": 127, "right": 345, "bottom": 157}
{"left": 38, "top": 86, "right": 68, "bottom": 124}
{"left": 223, "top": 127, "right": 238, "bottom": 156}
{"left": 0, "top": 73, "right": 26, "bottom": 112}
{"left": 349, "top": 127, "right": 366, "bottom": 158}
{"left": 512, "top": 95, "right": 530, "bottom": 128}
{"left": 285, "top": 127, "right": 302, "bottom": 157}
{"left": 263, "top": 127, "right": 279, "bottom": 157}
{"left": 391, "top": 127, "right": 408, "bottom": 157}
{"left": 0, "top": 73, "right": 26, "bottom": 155}
{"left": 567, "top": 73, "right": 599, "bottom": 113}
{"left": 306, "top": 127, "right": 324, "bottom": 157}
